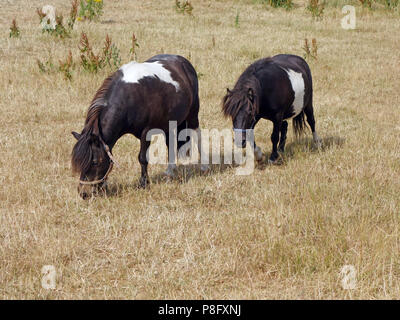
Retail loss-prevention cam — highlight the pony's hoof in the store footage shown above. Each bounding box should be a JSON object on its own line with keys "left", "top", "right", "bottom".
{"left": 139, "top": 178, "right": 149, "bottom": 189}
{"left": 313, "top": 132, "right": 323, "bottom": 149}
{"left": 164, "top": 164, "right": 177, "bottom": 178}
{"left": 268, "top": 156, "right": 280, "bottom": 165}
{"left": 314, "top": 139, "right": 323, "bottom": 149}
{"left": 200, "top": 164, "right": 210, "bottom": 174}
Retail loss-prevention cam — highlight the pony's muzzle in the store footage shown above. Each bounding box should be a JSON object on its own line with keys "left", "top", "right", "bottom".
{"left": 78, "top": 183, "right": 103, "bottom": 199}
{"left": 78, "top": 184, "right": 93, "bottom": 199}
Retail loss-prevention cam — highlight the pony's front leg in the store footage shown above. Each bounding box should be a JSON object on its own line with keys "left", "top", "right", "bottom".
{"left": 269, "top": 121, "right": 281, "bottom": 164}
{"left": 164, "top": 132, "right": 177, "bottom": 177}
{"left": 251, "top": 118, "right": 262, "bottom": 162}
{"left": 138, "top": 132, "right": 150, "bottom": 188}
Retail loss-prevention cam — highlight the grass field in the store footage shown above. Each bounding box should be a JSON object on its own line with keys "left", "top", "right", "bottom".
{"left": 0, "top": 0, "right": 399, "bottom": 299}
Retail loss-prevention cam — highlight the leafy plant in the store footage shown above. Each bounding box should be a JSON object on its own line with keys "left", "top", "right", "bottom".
{"left": 235, "top": 12, "right": 240, "bottom": 28}
{"left": 37, "top": 57, "right": 55, "bottom": 74}
{"left": 267, "top": 0, "right": 293, "bottom": 10}
{"left": 382, "top": 0, "right": 399, "bottom": 9}
{"left": 37, "top": 51, "right": 74, "bottom": 80}
{"left": 175, "top": 0, "right": 193, "bottom": 15}
{"left": 9, "top": 19, "right": 20, "bottom": 38}
{"left": 307, "top": 0, "right": 324, "bottom": 19}
{"left": 358, "top": 0, "right": 372, "bottom": 9}
{"left": 78, "top": 0, "right": 104, "bottom": 21}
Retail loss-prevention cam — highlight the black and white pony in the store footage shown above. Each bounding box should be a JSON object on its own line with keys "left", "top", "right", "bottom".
{"left": 222, "top": 54, "right": 322, "bottom": 163}
{"left": 71, "top": 54, "right": 208, "bottom": 199}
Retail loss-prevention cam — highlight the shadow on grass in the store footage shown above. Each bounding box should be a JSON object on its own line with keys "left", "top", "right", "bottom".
{"left": 102, "top": 136, "right": 344, "bottom": 197}
{"left": 104, "top": 154, "right": 235, "bottom": 197}
{"left": 256, "top": 135, "right": 345, "bottom": 169}
{"left": 286, "top": 135, "right": 345, "bottom": 156}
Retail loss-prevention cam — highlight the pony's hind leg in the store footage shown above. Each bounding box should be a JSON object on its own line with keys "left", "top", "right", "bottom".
{"left": 269, "top": 120, "right": 281, "bottom": 164}
{"left": 194, "top": 128, "right": 210, "bottom": 173}
{"left": 304, "top": 104, "right": 322, "bottom": 148}
{"left": 139, "top": 131, "right": 150, "bottom": 188}
{"left": 278, "top": 121, "right": 288, "bottom": 152}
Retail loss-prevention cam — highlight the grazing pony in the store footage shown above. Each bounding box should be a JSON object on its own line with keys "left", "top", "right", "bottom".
{"left": 71, "top": 54, "right": 207, "bottom": 199}
{"left": 222, "top": 54, "right": 322, "bottom": 163}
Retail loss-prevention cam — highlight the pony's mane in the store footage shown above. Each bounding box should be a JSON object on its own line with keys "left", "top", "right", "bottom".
{"left": 222, "top": 58, "right": 274, "bottom": 119}
{"left": 222, "top": 75, "right": 261, "bottom": 119}
{"left": 71, "top": 73, "right": 116, "bottom": 174}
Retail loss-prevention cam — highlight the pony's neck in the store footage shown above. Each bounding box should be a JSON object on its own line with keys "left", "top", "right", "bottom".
{"left": 98, "top": 107, "right": 124, "bottom": 150}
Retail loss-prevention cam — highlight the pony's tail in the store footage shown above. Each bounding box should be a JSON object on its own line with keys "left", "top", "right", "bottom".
{"left": 292, "top": 111, "right": 307, "bottom": 138}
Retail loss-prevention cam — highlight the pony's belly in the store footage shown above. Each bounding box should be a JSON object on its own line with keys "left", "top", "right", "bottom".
{"left": 284, "top": 68, "right": 305, "bottom": 119}
{"left": 283, "top": 105, "right": 302, "bottom": 120}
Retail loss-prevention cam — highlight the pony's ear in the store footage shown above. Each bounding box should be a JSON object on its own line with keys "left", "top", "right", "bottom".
{"left": 226, "top": 88, "right": 232, "bottom": 94}
{"left": 72, "top": 131, "right": 81, "bottom": 140}
{"left": 247, "top": 88, "right": 254, "bottom": 102}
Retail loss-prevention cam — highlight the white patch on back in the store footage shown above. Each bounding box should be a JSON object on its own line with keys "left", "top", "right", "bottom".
{"left": 285, "top": 68, "right": 305, "bottom": 118}
{"left": 120, "top": 61, "right": 180, "bottom": 91}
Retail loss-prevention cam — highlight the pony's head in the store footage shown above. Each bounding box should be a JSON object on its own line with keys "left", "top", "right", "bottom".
{"left": 71, "top": 73, "right": 117, "bottom": 199}
{"left": 222, "top": 77, "right": 260, "bottom": 148}
{"left": 71, "top": 99, "right": 115, "bottom": 199}
{"left": 71, "top": 129, "right": 112, "bottom": 199}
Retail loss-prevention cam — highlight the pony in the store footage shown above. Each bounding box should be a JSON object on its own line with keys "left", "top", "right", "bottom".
{"left": 222, "top": 54, "right": 322, "bottom": 163}
{"left": 71, "top": 54, "right": 207, "bottom": 199}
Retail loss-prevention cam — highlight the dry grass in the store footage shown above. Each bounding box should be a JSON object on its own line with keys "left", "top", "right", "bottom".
{"left": 0, "top": 0, "right": 399, "bottom": 299}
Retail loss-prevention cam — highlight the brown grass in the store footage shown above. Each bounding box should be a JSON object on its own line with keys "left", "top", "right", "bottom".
{"left": 0, "top": 0, "right": 399, "bottom": 299}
